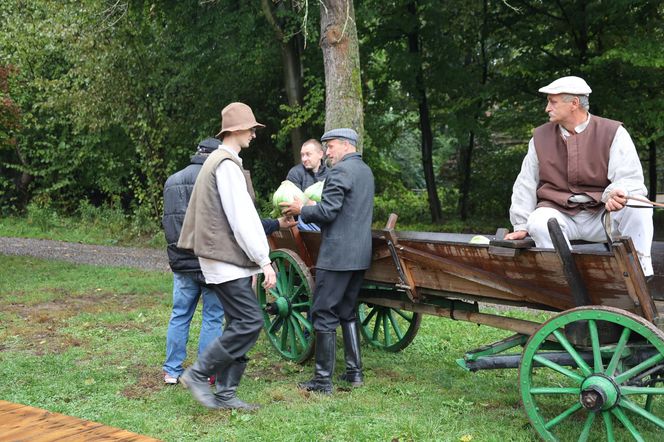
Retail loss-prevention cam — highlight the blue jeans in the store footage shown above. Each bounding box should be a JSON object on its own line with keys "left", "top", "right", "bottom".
{"left": 297, "top": 218, "right": 320, "bottom": 231}
{"left": 163, "top": 272, "right": 224, "bottom": 378}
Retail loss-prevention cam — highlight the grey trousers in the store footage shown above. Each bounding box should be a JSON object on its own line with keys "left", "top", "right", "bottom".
{"left": 208, "top": 276, "right": 264, "bottom": 360}
{"left": 311, "top": 269, "right": 365, "bottom": 332}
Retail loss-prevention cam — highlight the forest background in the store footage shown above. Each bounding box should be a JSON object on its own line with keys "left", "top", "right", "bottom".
{"left": 1, "top": 0, "right": 663, "bottom": 241}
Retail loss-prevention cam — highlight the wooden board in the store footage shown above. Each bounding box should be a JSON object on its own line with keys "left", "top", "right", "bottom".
{"left": 0, "top": 400, "right": 160, "bottom": 442}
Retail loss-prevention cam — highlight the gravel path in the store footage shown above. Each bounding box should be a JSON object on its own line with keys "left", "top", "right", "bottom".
{"left": 0, "top": 236, "right": 169, "bottom": 272}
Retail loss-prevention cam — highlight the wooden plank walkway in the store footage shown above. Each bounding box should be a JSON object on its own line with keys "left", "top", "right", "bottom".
{"left": 0, "top": 400, "right": 161, "bottom": 442}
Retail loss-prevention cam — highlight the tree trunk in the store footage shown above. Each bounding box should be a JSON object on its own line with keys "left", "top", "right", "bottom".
{"left": 459, "top": 132, "right": 474, "bottom": 220}
{"left": 319, "top": 0, "right": 364, "bottom": 151}
{"left": 261, "top": 0, "right": 307, "bottom": 164}
{"left": 406, "top": 0, "right": 442, "bottom": 223}
{"left": 649, "top": 140, "right": 657, "bottom": 201}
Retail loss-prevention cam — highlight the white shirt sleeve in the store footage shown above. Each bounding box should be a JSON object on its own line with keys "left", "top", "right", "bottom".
{"left": 216, "top": 161, "right": 271, "bottom": 268}
{"left": 602, "top": 126, "right": 648, "bottom": 201}
{"left": 509, "top": 138, "right": 539, "bottom": 232}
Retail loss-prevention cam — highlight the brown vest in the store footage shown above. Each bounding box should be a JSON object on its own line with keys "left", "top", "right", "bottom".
{"left": 177, "top": 148, "right": 257, "bottom": 267}
{"left": 534, "top": 115, "right": 621, "bottom": 215}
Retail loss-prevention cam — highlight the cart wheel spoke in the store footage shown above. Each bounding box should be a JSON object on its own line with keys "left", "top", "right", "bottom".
{"left": 387, "top": 310, "right": 404, "bottom": 340}
{"left": 621, "top": 386, "right": 664, "bottom": 396}
{"left": 610, "top": 407, "right": 644, "bottom": 441}
{"left": 533, "top": 354, "right": 585, "bottom": 383}
{"left": 280, "top": 318, "right": 290, "bottom": 350}
{"left": 382, "top": 311, "right": 393, "bottom": 347}
{"left": 362, "top": 306, "right": 378, "bottom": 327}
{"left": 606, "top": 327, "right": 632, "bottom": 377}
{"left": 602, "top": 412, "right": 615, "bottom": 442}
{"left": 619, "top": 397, "right": 664, "bottom": 430}
{"left": 530, "top": 387, "right": 580, "bottom": 395}
{"left": 291, "top": 310, "right": 313, "bottom": 334}
{"left": 544, "top": 402, "right": 583, "bottom": 430}
{"left": 578, "top": 410, "right": 596, "bottom": 442}
{"left": 588, "top": 319, "right": 603, "bottom": 373}
{"left": 372, "top": 310, "right": 383, "bottom": 341}
{"left": 614, "top": 352, "right": 664, "bottom": 384}
{"left": 552, "top": 329, "right": 592, "bottom": 376}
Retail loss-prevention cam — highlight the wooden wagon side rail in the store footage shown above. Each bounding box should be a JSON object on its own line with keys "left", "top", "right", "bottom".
{"left": 395, "top": 244, "right": 572, "bottom": 311}
{"left": 360, "top": 296, "right": 542, "bottom": 336}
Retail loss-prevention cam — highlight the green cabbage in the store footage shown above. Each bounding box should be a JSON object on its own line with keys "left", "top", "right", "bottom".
{"left": 303, "top": 180, "right": 324, "bottom": 203}
{"left": 272, "top": 180, "right": 306, "bottom": 216}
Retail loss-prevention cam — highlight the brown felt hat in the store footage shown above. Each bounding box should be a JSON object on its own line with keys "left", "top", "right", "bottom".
{"left": 215, "top": 102, "right": 265, "bottom": 137}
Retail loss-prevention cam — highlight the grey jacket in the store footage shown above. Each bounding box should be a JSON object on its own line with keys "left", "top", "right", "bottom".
{"left": 300, "top": 153, "right": 374, "bottom": 271}
{"left": 162, "top": 154, "right": 207, "bottom": 273}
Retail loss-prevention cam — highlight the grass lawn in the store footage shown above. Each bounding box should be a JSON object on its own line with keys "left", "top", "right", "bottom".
{"left": 1, "top": 255, "right": 662, "bottom": 441}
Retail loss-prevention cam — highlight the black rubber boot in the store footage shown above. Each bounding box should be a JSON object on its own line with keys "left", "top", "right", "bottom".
{"left": 214, "top": 358, "right": 260, "bottom": 410}
{"left": 339, "top": 321, "right": 363, "bottom": 387}
{"left": 298, "top": 331, "right": 336, "bottom": 394}
{"left": 181, "top": 338, "right": 233, "bottom": 409}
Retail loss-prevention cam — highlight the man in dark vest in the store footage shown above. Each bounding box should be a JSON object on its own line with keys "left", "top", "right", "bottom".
{"left": 505, "top": 76, "right": 653, "bottom": 279}
{"left": 177, "top": 102, "right": 277, "bottom": 410}
{"left": 281, "top": 128, "right": 375, "bottom": 394}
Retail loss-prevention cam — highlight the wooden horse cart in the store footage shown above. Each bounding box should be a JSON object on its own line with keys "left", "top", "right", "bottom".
{"left": 257, "top": 214, "right": 664, "bottom": 441}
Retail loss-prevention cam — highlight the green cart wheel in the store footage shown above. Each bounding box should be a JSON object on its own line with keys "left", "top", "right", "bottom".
{"left": 256, "top": 249, "right": 314, "bottom": 363}
{"left": 357, "top": 302, "right": 421, "bottom": 352}
{"left": 519, "top": 306, "right": 664, "bottom": 441}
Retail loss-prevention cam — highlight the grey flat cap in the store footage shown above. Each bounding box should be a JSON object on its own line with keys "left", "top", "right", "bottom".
{"left": 321, "top": 128, "right": 358, "bottom": 146}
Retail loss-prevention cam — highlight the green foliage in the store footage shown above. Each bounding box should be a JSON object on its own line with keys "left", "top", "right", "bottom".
{"left": 1, "top": 0, "right": 663, "bottom": 228}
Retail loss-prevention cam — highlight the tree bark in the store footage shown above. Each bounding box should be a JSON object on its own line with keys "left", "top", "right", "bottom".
{"left": 319, "top": 0, "right": 364, "bottom": 150}
{"left": 406, "top": 0, "right": 441, "bottom": 223}
{"left": 261, "top": 0, "right": 307, "bottom": 164}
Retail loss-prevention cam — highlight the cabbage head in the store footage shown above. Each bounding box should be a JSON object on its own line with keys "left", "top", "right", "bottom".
{"left": 304, "top": 180, "right": 324, "bottom": 203}
{"left": 272, "top": 180, "right": 306, "bottom": 216}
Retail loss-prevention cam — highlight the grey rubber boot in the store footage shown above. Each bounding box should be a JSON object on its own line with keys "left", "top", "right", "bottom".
{"left": 298, "top": 331, "right": 336, "bottom": 394}
{"left": 339, "top": 321, "right": 363, "bottom": 387}
{"left": 214, "top": 359, "right": 260, "bottom": 410}
{"left": 180, "top": 338, "right": 233, "bottom": 409}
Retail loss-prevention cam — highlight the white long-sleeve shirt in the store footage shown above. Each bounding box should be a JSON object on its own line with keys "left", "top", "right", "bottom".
{"left": 199, "top": 145, "right": 271, "bottom": 284}
{"left": 510, "top": 115, "right": 647, "bottom": 231}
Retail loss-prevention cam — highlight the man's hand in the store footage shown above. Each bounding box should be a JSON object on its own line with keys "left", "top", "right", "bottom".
{"left": 605, "top": 188, "right": 627, "bottom": 212}
{"left": 280, "top": 197, "right": 304, "bottom": 217}
{"left": 504, "top": 230, "right": 528, "bottom": 240}
{"left": 261, "top": 263, "right": 276, "bottom": 290}
{"left": 278, "top": 216, "right": 297, "bottom": 229}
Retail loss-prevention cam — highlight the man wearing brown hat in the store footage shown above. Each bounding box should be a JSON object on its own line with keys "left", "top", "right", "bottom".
{"left": 505, "top": 76, "right": 653, "bottom": 280}
{"left": 177, "top": 102, "right": 277, "bottom": 410}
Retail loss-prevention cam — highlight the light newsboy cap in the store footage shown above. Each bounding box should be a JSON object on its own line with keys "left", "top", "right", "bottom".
{"left": 216, "top": 102, "right": 265, "bottom": 137}
{"left": 538, "top": 76, "right": 592, "bottom": 96}
{"left": 320, "top": 128, "right": 358, "bottom": 147}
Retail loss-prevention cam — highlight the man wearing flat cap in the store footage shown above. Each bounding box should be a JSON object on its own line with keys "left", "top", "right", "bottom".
{"left": 281, "top": 128, "right": 375, "bottom": 394}
{"left": 505, "top": 76, "right": 653, "bottom": 280}
{"left": 177, "top": 102, "right": 279, "bottom": 410}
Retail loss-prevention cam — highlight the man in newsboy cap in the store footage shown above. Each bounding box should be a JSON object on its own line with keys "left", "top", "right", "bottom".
{"left": 281, "top": 128, "right": 375, "bottom": 394}
{"left": 505, "top": 76, "right": 654, "bottom": 281}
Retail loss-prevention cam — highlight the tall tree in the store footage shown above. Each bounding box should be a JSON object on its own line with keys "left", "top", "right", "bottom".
{"left": 319, "top": 0, "right": 364, "bottom": 149}
{"left": 261, "top": 0, "right": 307, "bottom": 163}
